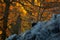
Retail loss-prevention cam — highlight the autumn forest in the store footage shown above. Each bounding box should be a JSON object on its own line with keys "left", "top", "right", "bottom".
{"left": 0, "top": 0, "right": 60, "bottom": 40}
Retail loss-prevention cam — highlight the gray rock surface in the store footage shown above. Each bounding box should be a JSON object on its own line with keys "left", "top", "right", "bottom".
{"left": 6, "top": 14, "right": 60, "bottom": 40}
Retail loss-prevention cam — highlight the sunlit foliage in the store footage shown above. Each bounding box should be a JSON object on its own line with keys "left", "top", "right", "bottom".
{"left": 0, "top": 0, "right": 60, "bottom": 40}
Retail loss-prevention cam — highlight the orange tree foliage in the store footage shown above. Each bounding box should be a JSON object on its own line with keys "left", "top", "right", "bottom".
{"left": 0, "top": 0, "right": 60, "bottom": 40}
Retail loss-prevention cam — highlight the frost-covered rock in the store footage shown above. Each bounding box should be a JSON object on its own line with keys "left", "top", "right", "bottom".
{"left": 6, "top": 14, "right": 60, "bottom": 40}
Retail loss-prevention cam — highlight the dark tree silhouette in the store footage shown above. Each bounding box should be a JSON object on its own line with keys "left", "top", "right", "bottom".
{"left": 2, "top": 0, "right": 10, "bottom": 40}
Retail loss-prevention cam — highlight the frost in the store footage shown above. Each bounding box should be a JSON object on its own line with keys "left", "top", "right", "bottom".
{"left": 7, "top": 14, "right": 60, "bottom": 40}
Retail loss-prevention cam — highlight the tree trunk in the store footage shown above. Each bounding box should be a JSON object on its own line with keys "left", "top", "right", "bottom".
{"left": 3, "top": 0, "right": 10, "bottom": 40}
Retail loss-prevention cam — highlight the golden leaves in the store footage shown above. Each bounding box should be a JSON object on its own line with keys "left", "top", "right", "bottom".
{"left": 42, "top": 11, "right": 52, "bottom": 21}
{"left": 9, "top": 5, "right": 14, "bottom": 10}
{"left": 21, "top": 21, "right": 31, "bottom": 32}
{"left": 46, "top": 0, "right": 60, "bottom": 2}
{"left": 6, "top": 28, "right": 11, "bottom": 37}
{"left": 0, "top": 0, "right": 56, "bottom": 35}
{"left": 0, "top": 31, "right": 2, "bottom": 34}
{"left": 34, "top": 0, "right": 41, "bottom": 6}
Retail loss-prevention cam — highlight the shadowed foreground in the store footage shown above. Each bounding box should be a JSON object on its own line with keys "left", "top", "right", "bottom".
{"left": 6, "top": 14, "right": 60, "bottom": 40}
